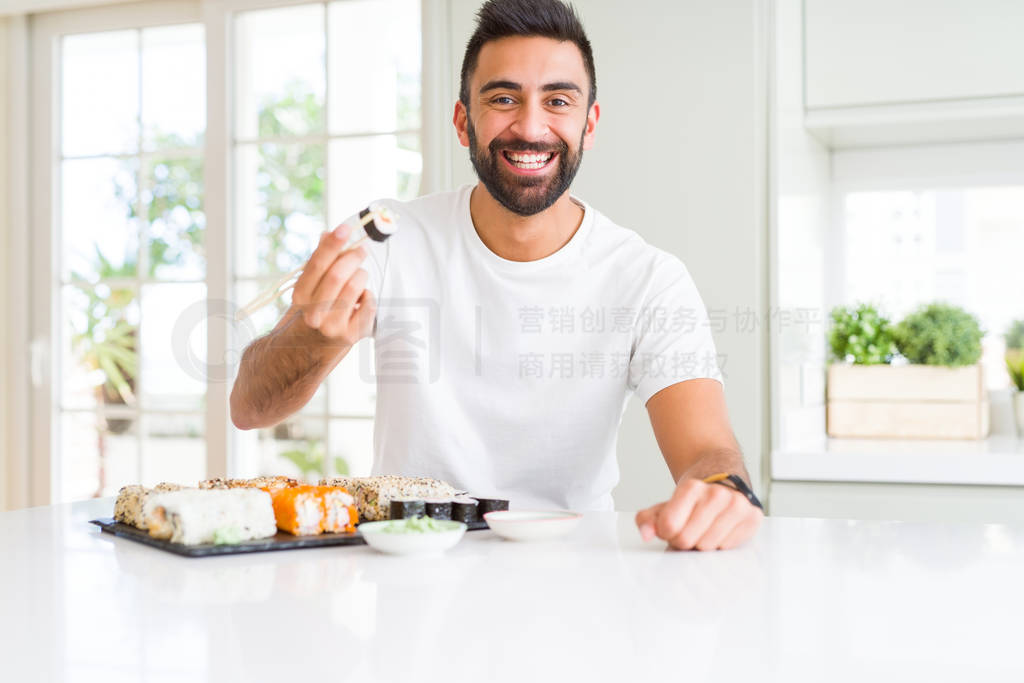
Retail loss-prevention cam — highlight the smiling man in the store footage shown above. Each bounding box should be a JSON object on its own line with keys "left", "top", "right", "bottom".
{"left": 231, "top": 0, "right": 763, "bottom": 551}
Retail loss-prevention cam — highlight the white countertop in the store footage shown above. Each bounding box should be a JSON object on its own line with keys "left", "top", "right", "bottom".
{"left": 773, "top": 435, "right": 1024, "bottom": 485}
{"left": 3, "top": 498, "right": 1023, "bottom": 682}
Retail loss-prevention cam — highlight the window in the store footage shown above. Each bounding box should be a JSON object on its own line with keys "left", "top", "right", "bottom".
{"left": 231, "top": 0, "right": 421, "bottom": 482}
{"left": 57, "top": 23, "right": 207, "bottom": 502}
{"left": 32, "top": 0, "right": 424, "bottom": 504}
{"left": 832, "top": 142, "right": 1024, "bottom": 397}
{"left": 841, "top": 185, "right": 1024, "bottom": 391}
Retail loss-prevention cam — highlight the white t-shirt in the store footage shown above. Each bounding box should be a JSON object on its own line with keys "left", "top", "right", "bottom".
{"left": 354, "top": 185, "right": 723, "bottom": 511}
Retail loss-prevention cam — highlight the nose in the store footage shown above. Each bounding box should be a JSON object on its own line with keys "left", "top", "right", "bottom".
{"left": 509, "top": 98, "right": 548, "bottom": 143}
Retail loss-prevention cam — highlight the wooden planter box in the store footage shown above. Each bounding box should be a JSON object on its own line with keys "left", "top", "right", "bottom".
{"left": 826, "top": 364, "right": 990, "bottom": 439}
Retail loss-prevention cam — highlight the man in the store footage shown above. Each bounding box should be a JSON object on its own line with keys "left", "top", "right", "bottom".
{"left": 231, "top": 0, "right": 763, "bottom": 551}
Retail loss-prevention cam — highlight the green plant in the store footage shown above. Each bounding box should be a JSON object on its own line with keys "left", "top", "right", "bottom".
{"left": 279, "top": 439, "right": 349, "bottom": 481}
{"left": 828, "top": 303, "right": 897, "bottom": 364}
{"left": 1005, "top": 319, "right": 1024, "bottom": 351}
{"left": 1007, "top": 349, "right": 1024, "bottom": 391}
{"left": 892, "top": 303, "right": 984, "bottom": 367}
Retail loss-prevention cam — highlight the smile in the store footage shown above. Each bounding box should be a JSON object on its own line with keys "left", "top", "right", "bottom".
{"left": 501, "top": 150, "right": 556, "bottom": 171}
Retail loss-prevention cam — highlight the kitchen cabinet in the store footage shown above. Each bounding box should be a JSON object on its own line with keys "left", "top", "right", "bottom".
{"left": 804, "top": 0, "right": 1024, "bottom": 110}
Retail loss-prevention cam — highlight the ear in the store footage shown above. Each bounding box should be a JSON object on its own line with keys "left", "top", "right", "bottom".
{"left": 453, "top": 100, "right": 470, "bottom": 148}
{"left": 582, "top": 102, "right": 600, "bottom": 151}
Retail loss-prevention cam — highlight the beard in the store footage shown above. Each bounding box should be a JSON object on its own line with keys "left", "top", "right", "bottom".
{"left": 467, "top": 118, "right": 586, "bottom": 217}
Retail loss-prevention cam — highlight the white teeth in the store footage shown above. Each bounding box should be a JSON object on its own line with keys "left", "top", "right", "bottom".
{"left": 505, "top": 151, "right": 553, "bottom": 169}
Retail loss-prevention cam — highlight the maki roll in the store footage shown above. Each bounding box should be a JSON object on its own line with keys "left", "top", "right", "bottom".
{"left": 144, "top": 488, "right": 276, "bottom": 545}
{"left": 320, "top": 475, "right": 458, "bottom": 521}
{"left": 423, "top": 499, "right": 452, "bottom": 520}
{"left": 271, "top": 486, "right": 324, "bottom": 536}
{"left": 389, "top": 498, "right": 426, "bottom": 520}
{"left": 450, "top": 496, "right": 479, "bottom": 524}
{"left": 318, "top": 486, "right": 358, "bottom": 533}
{"left": 473, "top": 497, "right": 510, "bottom": 516}
{"left": 114, "top": 482, "right": 188, "bottom": 529}
{"left": 358, "top": 205, "right": 399, "bottom": 243}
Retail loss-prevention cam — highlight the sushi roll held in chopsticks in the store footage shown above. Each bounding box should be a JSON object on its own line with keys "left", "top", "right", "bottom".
{"left": 235, "top": 204, "right": 400, "bottom": 322}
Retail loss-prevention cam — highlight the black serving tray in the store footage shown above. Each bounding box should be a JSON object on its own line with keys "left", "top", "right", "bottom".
{"left": 90, "top": 517, "right": 490, "bottom": 558}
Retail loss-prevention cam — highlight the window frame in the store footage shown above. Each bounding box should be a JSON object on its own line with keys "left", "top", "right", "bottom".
{"left": 21, "top": 0, "right": 448, "bottom": 505}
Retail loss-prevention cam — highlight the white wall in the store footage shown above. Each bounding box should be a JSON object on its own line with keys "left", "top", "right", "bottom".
{"left": 446, "top": 0, "right": 770, "bottom": 510}
{"left": 771, "top": 0, "right": 830, "bottom": 452}
{"left": 0, "top": 16, "right": 8, "bottom": 511}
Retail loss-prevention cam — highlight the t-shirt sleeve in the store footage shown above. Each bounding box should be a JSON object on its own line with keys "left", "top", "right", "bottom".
{"left": 627, "top": 254, "right": 724, "bottom": 404}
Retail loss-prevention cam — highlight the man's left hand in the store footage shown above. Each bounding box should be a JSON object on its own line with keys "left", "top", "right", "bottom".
{"left": 635, "top": 478, "right": 763, "bottom": 551}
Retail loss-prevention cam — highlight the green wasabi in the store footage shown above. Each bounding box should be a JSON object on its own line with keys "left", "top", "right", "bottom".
{"left": 379, "top": 516, "right": 447, "bottom": 534}
{"left": 213, "top": 527, "right": 244, "bottom": 545}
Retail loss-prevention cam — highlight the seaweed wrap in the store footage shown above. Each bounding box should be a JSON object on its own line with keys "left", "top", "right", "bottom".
{"left": 423, "top": 499, "right": 452, "bottom": 520}
{"left": 450, "top": 496, "right": 479, "bottom": 524}
{"left": 473, "top": 497, "right": 510, "bottom": 516}
{"left": 389, "top": 498, "right": 426, "bottom": 520}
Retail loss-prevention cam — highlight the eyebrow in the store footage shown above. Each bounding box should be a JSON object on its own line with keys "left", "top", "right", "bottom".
{"left": 479, "top": 79, "right": 583, "bottom": 95}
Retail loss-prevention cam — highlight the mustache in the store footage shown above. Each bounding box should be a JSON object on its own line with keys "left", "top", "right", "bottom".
{"left": 488, "top": 138, "right": 568, "bottom": 155}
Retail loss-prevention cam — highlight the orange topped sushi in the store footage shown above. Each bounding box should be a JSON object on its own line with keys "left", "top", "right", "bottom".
{"left": 270, "top": 485, "right": 357, "bottom": 536}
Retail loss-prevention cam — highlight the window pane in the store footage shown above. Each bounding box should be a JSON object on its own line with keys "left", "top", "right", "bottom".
{"left": 62, "top": 30, "right": 139, "bottom": 157}
{"left": 141, "top": 414, "right": 205, "bottom": 487}
{"left": 140, "top": 283, "right": 207, "bottom": 412}
{"left": 233, "top": 280, "right": 292, "bottom": 338}
{"left": 327, "top": 0, "right": 421, "bottom": 134}
{"left": 843, "top": 186, "right": 1024, "bottom": 390}
{"left": 61, "top": 284, "right": 140, "bottom": 411}
{"left": 60, "top": 411, "right": 138, "bottom": 503}
{"left": 259, "top": 417, "right": 327, "bottom": 483}
{"left": 326, "top": 134, "right": 421, "bottom": 225}
{"left": 144, "top": 155, "right": 205, "bottom": 280}
{"left": 327, "top": 339, "right": 375, "bottom": 416}
{"left": 235, "top": 5, "right": 325, "bottom": 139}
{"left": 62, "top": 157, "right": 138, "bottom": 282}
{"left": 142, "top": 24, "right": 205, "bottom": 151}
{"left": 235, "top": 142, "right": 325, "bottom": 277}
{"left": 329, "top": 418, "right": 374, "bottom": 477}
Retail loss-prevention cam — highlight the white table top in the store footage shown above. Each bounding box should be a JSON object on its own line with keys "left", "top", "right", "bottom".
{"left": 3, "top": 498, "right": 1023, "bottom": 682}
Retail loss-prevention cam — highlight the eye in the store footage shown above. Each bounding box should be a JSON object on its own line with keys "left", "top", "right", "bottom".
{"left": 491, "top": 95, "right": 516, "bottom": 105}
{"left": 548, "top": 97, "right": 570, "bottom": 107}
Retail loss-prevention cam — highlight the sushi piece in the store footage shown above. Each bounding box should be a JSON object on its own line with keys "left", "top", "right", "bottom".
{"left": 389, "top": 498, "right": 426, "bottom": 520}
{"left": 199, "top": 475, "right": 299, "bottom": 493}
{"left": 114, "top": 483, "right": 188, "bottom": 529}
{"left": 320, "top": 475, "right": 458, "bottom": 521}
{"left": 144, "top": 488, "right": 276, "bottom": 545}
{"left": 423, "top": 499, "right": 452, "bottom": 520}
{"left": 450, "top": 496, "right": 479, "bottom": 524}
{"left": 270, "top": 486, "right": 324, "bottom": 536}
{"left": 473, "top": 497, "right": 509, "bottom": 516}
{"left": 358, "top": 205, "right": 399, "bottom": 243}
{"left": 318, "top": 486, "right": 358, "bottom": 534}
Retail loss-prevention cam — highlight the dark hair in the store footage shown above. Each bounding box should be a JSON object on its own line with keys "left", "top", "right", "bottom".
{"left": 459, "top": 0, "right": 597, "bottom": 109}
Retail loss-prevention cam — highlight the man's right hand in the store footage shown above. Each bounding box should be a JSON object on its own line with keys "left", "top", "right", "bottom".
{"left": 290, "top": 222, "right": 377, "bottom": 346}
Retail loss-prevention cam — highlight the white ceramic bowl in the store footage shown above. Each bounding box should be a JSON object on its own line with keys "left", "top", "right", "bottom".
{"left": 357, "top": 520, "right": 467, "bottom": 555}
{"left": 483, "top": 510, "right": 583, "bottom": 541}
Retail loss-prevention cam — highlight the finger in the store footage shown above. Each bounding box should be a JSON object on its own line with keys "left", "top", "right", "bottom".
{"left": 635, "top": 503, "right": 664, "bottom": 542}
{"left": 318, "top": 268, "right": 370, "bottom": 338}
{"left": 305, "top": 248, "right": 367, "bottom": 328}
{"left": 694, "top": 495, "right": 754, "bottom": 551}
{"left": 718, "top": 511, "right": 764, "bottom": 550}
{"left": 292, "top": 225, "right": 356, "bottom": 304}
{"left": 668, "top": 484, "right": 734, "bottom": 550}
{"left": 348, "top": 288, "right": 377, "bottom": 339}
{"left": 653, "top": 479, "right": 703, "bottom": 541}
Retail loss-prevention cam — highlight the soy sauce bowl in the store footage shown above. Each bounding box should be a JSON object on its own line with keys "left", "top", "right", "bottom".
{"left": 483, "top": 510, "right": 583, "bottom": 542}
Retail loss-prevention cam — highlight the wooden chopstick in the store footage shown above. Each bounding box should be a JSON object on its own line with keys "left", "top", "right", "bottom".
{"left": 234, "top": 233, "right": 371, "bottom": 322}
